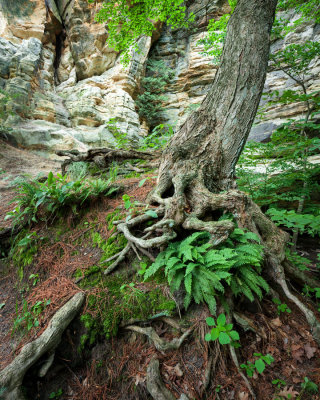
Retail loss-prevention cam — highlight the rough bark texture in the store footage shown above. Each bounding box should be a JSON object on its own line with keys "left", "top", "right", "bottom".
{"left": 151, "top": 0, "right": 278, "bottom": 219}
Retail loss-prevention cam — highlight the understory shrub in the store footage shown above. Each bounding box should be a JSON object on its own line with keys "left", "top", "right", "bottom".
{"left": 6, "top": 171, "right": 118, "bottom": 227}
{"left": 144, "top": 229, "right": 269, "bottom": 314}
{"left": 136, "top": 59, "right": 174, "bottom": 128}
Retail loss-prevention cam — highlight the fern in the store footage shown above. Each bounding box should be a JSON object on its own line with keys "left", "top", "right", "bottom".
{"left": 144, "top": 228, "right": 269, "bottom": 314}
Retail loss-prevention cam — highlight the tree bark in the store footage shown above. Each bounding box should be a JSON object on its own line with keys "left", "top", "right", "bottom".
{"left": 151, "top": 0, "right": 278, "bottom": 218}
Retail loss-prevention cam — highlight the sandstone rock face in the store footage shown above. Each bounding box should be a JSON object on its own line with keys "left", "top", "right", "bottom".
{"left": 0, "top": 0, "right": 151, "bottom": 154}
{"left": 0, "top": 0, "right": 318, "bottom": 154}
{"left": 149, "top": 5, "right": 320, "bottom": 141}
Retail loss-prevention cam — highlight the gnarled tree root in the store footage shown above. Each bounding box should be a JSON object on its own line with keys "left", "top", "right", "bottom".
{"left": 125, "top": 325, "right": 193, "bottom": 352}
{"left": 0, "top": 292, "right": 85, "bottom": 400}
{"left": 229, "top": 345, "right": 256, "bottom": 400}
{"left": 56, "top": 148, "right": 154, "bottom": 175}
{"left": 146, "top": 356, "right": 175, "bottom": 400}
{"left": 268, "top": 256, "right": 320, "bottom": 345}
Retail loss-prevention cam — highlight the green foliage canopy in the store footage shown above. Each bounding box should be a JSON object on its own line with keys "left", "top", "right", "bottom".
{"left": 92, "top": 0, "right": 194, "bottom": 65}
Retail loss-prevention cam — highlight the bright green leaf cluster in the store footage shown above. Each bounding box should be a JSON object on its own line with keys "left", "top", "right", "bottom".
{"left": 6, "top": 171, "right": 119, "bottom": 227}
{"left": 144, "top": 228, "right": 268, "bottom": 314}
{"left": 205, "top": 313, "right": 240, "bottom": 345}
{"left": 240, "top": 353, "right": 274, "bottom": 377}
{"left": 94, "top": 0, "right": 194, "bottom": 65}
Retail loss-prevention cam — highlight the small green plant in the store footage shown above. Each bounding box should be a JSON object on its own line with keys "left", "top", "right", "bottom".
{"left": 144, "top": 229, "right": 269, "bottom": 314}
{"left": 272, "top": 379, "right": 286, "bottom": 389}
{"left": 49, "top": 388, "right": 63, "bottom": 399}
{"left": 138, "top": 262, "right": 148, "bottom": 276}
{"left": 67, "top": 161, "right": 89, "bottom": 180}
{"left": 266, "top": 208, "right": 320, "bottom": 238}
{"left": 240, "top": 353, "right": 274, "bottom": 377}
{"left": 286, "top": 249, "right": 312, "bottom": 272}
{"left": 6, "top": 172, "right": 118, "bottom": 227}
{"left": 28, "top": 273, "right": 39, "bottom": 286}
{"left": 107, "top": 118, "right": 132, "bottom": 149}
{"left": 205, "top": 313, "right": 240, "bottom": 345}
{"left": 272, "top": 298, "right": 291, "bottom": 315}
{"left": 139, "top": 124, "right": 175, "bottom": 150}
{"left": 300, "top": 377, "right": 318, "bottom": 395}
{"left": 136, "top": 60, "right": 175, "bottom": 128}
{"left": 12, "top": 299, "right": 51, "bottom": 334}
{"left": 9, "top": 231, "right": 41, "bottom": 278}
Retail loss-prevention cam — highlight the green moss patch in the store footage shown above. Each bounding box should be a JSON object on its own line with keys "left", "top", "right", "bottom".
{"left": 80, "top": 275, "right": 176, "bottom": 349}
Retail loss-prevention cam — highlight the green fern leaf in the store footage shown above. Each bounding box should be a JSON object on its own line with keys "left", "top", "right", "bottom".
{"left": 144, "top": 255, "right": 165, "bottom": 279}
{"left": 193, "top": 280, "right": 204, "bottom": 304}
{"left": 184, "top": 292, "right": 192, "bottom": 310}
{"left": 204, "top": 293, "right": 217, "bottom": 315}
{"left": 243, "top": 231, "right": 261, "bottom": 243}
{"left": 184, "top": 273, "right": 192, "bottom": 294}
{"left": 185, "top": 262, "right": 198, "bottom": 276}
{"left": 170, "top": 270, "right": 184, "bottom": 292}
{"left": 164, "top": 257, "right": 181, "bottom": 274}
{"left": 167, "top": 264, "right": 185, "bottom": 284}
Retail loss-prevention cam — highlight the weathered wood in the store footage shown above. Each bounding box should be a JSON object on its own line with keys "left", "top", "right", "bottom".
{"left": 151, "top": 0, "right": 278, "bottom": 213}
{"left": 0, "top": 292, "right": 85, "bottom": 400}
{"left": 56, "top": 148, "right": 154, "bottom": 174}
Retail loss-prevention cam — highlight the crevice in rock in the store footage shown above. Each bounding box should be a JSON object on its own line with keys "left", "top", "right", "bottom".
{"left": 53, "top": 29, "right": 66, "bottom": 85}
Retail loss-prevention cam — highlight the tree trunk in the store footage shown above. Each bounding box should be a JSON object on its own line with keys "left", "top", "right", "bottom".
{"left": 114, "top": 0, "right": 320, "bottom": 345}
{"left": 151, "top": 0, "right": 278, "bottom": 221}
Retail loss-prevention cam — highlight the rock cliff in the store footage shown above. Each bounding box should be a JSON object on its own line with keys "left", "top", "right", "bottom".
{"left": 0, "top": 0, "right": 319, "bottom": 155}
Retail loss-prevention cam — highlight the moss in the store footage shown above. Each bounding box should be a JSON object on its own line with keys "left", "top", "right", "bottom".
{"left": 90, "top": 210, "right": 127, "bottom": 266}
{"left": 105, "top": 209, "right": 125, "bottom": 231}
{"left": 9, "top": 229, "right": 41, "bottom": 279}
{"left": 79, "top": 275, "right": 176, "bottom": 348}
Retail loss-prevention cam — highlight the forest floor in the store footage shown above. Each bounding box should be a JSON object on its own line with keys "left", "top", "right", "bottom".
{"left": 0, "top": 146, "right": 320, "bottom": 400}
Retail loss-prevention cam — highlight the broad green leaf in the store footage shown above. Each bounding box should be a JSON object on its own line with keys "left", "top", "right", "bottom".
{"left": 254, "top": 358, "right": 265, "bottom": 374}
{"left": 206, "top": 317, "right": 216, "bottom": 327}
{"left": 216, "top": 313, "right": 226, "bottom": 326}
{"left": 218, "top": 332, "right": 231, "bottom": 345}
{"left": 47, "top": 171, "right": 54, "bottom": 185}
{"left": 229, "top": 330, "right": 240, "bottom": 341}
{"left": 138, "top": 178, "right": 148, "bottom": 187}
{"left": 211, "top": 327, "right": 220, "bottom": 341}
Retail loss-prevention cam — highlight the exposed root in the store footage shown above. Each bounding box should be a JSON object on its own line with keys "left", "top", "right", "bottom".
{"left": 56, "top": 148, "right": 153, "bottom": 175}
{"left": 233, "top": 312, "right": 267, "bottom": 340}
{"left": 0, "top": 292, "right": 85, "bottom": 400}
{"left": 131, "top": 242, "right": 142, "bottom": 261}
{"left": 268, "top": 255, "right": 320, "bottom": 345}
{"left": 229, "top": 344, "right": 257, "bottom": 400}
{"left": 283, "top": 260, "right": 320, "bottom": 289}
{"left": 117, "top": 220, "right": 176, "bottom": 249}
{"left": 136, "top": 245, "right": 156, "bottom": 262}
{"left": 182, "top": 216, "right": 234, "bottom": 246}
{"left": 125, "top": 325, "right": 193, "bottom": 352}
{"left": 146, "top": 356, "right": 175, "bottom": 400}
{"left": 103, "top": 243, "right": 131, "bottom": 275}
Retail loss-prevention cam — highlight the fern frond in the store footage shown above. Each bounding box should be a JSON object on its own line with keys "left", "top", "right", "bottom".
{"left": 144, "top": 255, "right": 166, "bottom": 279}
{"left": 199, "top": 268, "right": 225, "bottom": 293}
{"left": 243, "top": 231, "right": 261, "bottom": 243}
{"left": 185, "top": 262, "right": 198, "bottom": 276}
{"left": 236, "top": 244, "right": 262, "bottom": 259}
{"left": 167, "top": 264, "right": 185, "bottom": 284}
{"left": 184, "top": 292, "right": 192, "bottom": 310}
{"left": 164, "top": 257, "right": 180, "bottom": 274}
{"left": 184, "top": 272, "right": 193, "bottom": 294}
{"left": 170, "top": 270, "right": 184, "bottom": 292}
{"left": 204, "top": 293, "right": 217, "bottom": 315}
{"left": 193, "top": 280, "right": 204, "bottom": 304}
